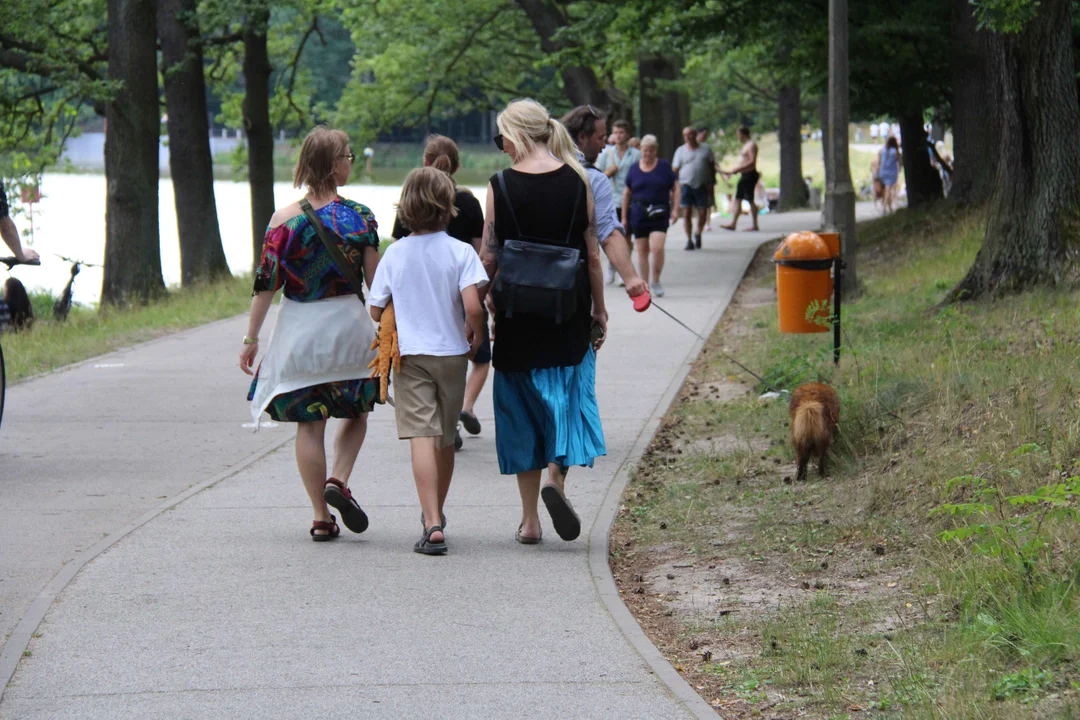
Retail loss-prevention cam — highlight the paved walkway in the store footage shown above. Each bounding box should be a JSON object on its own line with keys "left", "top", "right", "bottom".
{"left": 0, "top": 209, "right": 850, "bottom": 719}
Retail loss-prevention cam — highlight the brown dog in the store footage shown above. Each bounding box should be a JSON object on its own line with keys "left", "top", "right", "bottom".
{"left": 789, "top": 383, "right": 840, "bottom": 481}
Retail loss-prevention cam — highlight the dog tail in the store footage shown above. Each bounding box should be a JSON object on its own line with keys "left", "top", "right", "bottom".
{"left": 793, "top": 400, "right": 828, "bottom": 454}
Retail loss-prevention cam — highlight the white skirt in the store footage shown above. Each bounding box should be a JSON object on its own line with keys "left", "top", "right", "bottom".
{"left": 250, "top": 295, "right": 377, "bottom": 426}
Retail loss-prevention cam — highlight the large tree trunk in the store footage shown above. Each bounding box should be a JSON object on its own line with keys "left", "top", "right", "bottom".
{"left": 513, "top": 0, "right": 628, "bottom": 117}
{"left": 949, "top": 0, "right": 998, "bottom": 206}
{"left": 243, "top": 5, "right": 276, "bottom": 269}
{"left": 159, "top": 0, "right": 230, "bottom": 286}
{"left": 101, "top": 0, "right": 164, "bottom": 305}
{"left": 778, "top": 85, "right": 808, "bottom": 211}
{"left": 950, "top": 0, "right": 1080, "bottom": 300}
{"left": 898, "top": 112, "right": 942, "bottom": 208}
{"left": 639, "top": 55, "right": 688, "bottom": 160}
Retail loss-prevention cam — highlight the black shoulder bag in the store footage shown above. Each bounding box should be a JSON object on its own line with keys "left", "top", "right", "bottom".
{"left": 493, "top": 171, "right": 583, "bottom": 324}
{"left": 299, "top": 198, "right": 366, "bottom": 304}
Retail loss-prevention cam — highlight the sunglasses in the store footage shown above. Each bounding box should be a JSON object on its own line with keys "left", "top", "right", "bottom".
{"left": 342, "top": 151, "right": 357, "bottom": 162}
{"left": 493, "top": 134, "right": 505, "bottom": 151}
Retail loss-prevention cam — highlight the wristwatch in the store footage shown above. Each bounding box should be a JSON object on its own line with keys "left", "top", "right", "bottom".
{"left": 243, "top": 336, "right": 259, "bottom": 344}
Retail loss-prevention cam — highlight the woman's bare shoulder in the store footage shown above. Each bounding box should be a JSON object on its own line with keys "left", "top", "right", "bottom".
{"left": 268, "top": 203, "right": 303, "bottom": 230}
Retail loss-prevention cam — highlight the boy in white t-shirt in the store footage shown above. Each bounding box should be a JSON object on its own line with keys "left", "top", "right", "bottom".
{"left": 368, "top": 167, "right": 487, "bottom": 555}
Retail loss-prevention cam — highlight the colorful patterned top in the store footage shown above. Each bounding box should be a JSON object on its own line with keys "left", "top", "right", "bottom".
{"left": 253, "top": 197, "right": 380, "bottom": 301}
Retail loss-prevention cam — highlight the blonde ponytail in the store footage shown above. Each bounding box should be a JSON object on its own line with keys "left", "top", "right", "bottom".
{"left": 545, "top": 117, "right": 589, "bottom": 187}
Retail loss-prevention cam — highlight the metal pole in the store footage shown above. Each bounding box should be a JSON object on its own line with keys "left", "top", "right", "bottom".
{"left": 833, "top": 257, "right": 842, "bottom": 365}
{"left": 826, "top": 0, "right": 858, "bottom": 296}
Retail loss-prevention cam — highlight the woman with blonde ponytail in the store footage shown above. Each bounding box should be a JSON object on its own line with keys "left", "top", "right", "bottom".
{"left": 392, "top": 135, "right": 490, "bottom": 449}
{"left": 480, "top": 98, "right": 608, "bottom": 545}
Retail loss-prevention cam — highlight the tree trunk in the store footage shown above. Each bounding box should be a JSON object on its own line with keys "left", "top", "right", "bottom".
{"left": 817, "top": 94, "right": 830, "bottom": 181}
{"left": 513, "top": 0, "right": 628, "bottom": 116}
{"left": 639, "top": 55, "right": 688, "bottom": 160}
{"left": 243, "top": 5, "right": 276, "bottom": 269}
{"left": 159, "top": 0, "right": 230, "bottom": 286}
{"left": 950, "top": 0, "right": 1080, "bottom": 300}
{"left": 101, "top": 0, "right": 164, "bottom": 305}
{"left": 897, "top": 112, "right": 942, "bottom": 208}
{"left": 949, "top": 0, "right": 998, "bottom": 206}
{"left": 825, "top": 0, "right": 857, "bottom": 296}
{"left": 778, "top": 85, "right": 808, "bottom": 211}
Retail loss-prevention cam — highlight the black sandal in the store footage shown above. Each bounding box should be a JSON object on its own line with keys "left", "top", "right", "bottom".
{"left": 515, "top": 524, "right": 542, "bottom": 545}
{"left": 459, "top": 410, "right": 482, "bottom": 435}
{"left": 310, "top": 515, "right": 340, "bottom": 542}
{"left": 414, "top": 525, "right": 448, "bottom": 555}
{"left": 324, "top": 478, "right": 369, "bottom": 534}
{"left": 541, "top": 484, "right": 581, "bottom": 541}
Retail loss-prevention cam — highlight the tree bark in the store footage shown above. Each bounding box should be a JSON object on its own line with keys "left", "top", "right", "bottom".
{"left": 949, "top": 0, "right": 998, "bottom": 206}
{"left": 638, "top": 55, "right": 688, "bottom": 160}
{"left": 513, "top": 0, "right": 629, "bottom": 117}
{"left": 101, "top": 0, "right": 164, "bottom": 305}
{"left": 243, "top": 5, "right": 276, "bottom": 269}
{"left": 159, "top": 0, "right": 230, "bottom": 285}
{"left": 778, "top": 85, "right": 808, "bottom": 211}
{"left": 898, "top": 112, "right": 942, "bottom": 208}
{"left": 950, "top": 0, "right": 1080, "bottom": 300}
{"left": 825, "top": 0, "right": 857, "bottom": 295}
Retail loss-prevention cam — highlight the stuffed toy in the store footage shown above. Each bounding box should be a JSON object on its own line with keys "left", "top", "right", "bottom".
{"left": 368, "top": 300, "right": 400, "bottom": 403}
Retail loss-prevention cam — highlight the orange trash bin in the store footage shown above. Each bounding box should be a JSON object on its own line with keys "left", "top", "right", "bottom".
{"left": 773, "top": 231, "right": 834, "bottom": 333}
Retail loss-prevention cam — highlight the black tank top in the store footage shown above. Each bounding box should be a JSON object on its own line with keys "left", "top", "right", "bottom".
{"left": 490, "top": 164, "right": 592, "bottom": 372}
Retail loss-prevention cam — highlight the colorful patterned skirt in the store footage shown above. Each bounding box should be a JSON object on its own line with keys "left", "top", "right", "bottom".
{"left": 492, "top": 348, "right": 606, "bottom": 475}
{"left": 248, "top": 376, "right": 381, "bottom": 423}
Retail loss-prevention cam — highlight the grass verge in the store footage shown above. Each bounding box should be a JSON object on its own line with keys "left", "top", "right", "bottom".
{"left": 4, "top": 274, "right": 252, "bottom": 383}
{"left": 612, "top": 205, "right": 1080, "bottom": 718}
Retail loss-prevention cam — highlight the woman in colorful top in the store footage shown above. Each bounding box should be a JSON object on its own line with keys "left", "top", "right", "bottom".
{"left": 240, "top": 126, "right": 382, "bottom": 542}
{"left": 481, "top": 98, "right": 607, "bottom": 545}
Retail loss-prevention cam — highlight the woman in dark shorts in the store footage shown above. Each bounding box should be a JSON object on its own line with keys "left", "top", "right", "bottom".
{"left": 621, "top": 134, "right": 680, "bottom": 298}
{"left": 392, "top": 135, "right": 490, "bottom": 447}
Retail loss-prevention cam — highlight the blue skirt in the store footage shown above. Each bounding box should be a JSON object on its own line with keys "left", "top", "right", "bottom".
{"left": 493, "top": 348, "right": 606, "bottom": 475}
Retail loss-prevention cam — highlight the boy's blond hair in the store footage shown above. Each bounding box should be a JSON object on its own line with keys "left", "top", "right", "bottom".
{"left": 397, "top": 167, "right": 458, "bottom": 232}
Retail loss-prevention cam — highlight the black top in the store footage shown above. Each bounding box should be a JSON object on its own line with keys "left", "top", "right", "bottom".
{"left": 392, "top": 188, "right": 484, "bottom": 245}
{"left": 0, "top": 181, "right": 8, "bottom": 220}
{"left": 490, "top": 164, "right": 592, "bottom": 372}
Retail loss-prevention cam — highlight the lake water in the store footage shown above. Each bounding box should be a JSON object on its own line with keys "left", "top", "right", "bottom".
{"left": 5, "top": 173, "right": 489, "bottom": 305}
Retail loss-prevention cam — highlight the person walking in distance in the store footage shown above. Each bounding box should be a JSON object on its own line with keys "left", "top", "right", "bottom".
{"left": 368, "top": 168, "right": 488, "bottom": 555}
{"left": 672, "top": 126, "right": 715, "bottom": 250}
{"left": 696, "top": 126, "right": 717, "bottom": 231}
{"left": 392, "top": 135, "right": 491, "bottom": 447}
{"left": 720, "top": 126, "right": 760, "bottom": 232}
{"left": 481, "top": 99, "right": 608, "bottom": 544}
{"left": 560, "top": 105, "right": 648, "bottom": 299}
{"left": 621, "top": 135, "right": 679, "bottom": 298}
{"left": 595, "top": 119, "right": 640, "bottom": 285}
{"left": 875, "top": 136, "right": 902, "bottom": 214}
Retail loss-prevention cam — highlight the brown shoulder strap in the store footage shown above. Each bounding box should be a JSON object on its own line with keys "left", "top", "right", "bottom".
{"left": 299, "top": 199, "right": 365, "bottom": 303}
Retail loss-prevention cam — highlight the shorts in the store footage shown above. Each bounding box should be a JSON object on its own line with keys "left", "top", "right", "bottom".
{"left": 473, "top": 309, "right": 492, "bottom": 365}
{"left": 632, "top": 222, "right": 669, "bottom": 238}
{"left": 736, "top": 171, "right": 760, "bottom": 202}
{"left": 393, "top": 354, "right": 469, "bottom": 448}
{"left": 680, "top": 184, "right": 710, "bottom": 209}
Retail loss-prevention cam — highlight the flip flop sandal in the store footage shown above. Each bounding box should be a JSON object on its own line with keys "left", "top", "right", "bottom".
{"left": 541, "top": 484, "right": 581, "bottom": 541}
{"left": 420, "top": 511, "right": 447, "bottom": 529}
{"left": 310, "top": 515, "right": 340, "bottom": 542}
{"left": 515, "top": 524, "right": 542, "bottom": 545}
{"left": 324, "top": 478, "right": 369, "bottom": 534}
{"left": 414, "top": 525, "right": 448, "bottom": 556}
{"left": 459, "top": 410, "right": 482, "bottom": 435}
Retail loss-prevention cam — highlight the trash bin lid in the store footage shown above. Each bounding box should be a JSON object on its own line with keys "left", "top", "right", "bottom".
{"left": 773, "top": 231, "right": 833, "bottom": 269}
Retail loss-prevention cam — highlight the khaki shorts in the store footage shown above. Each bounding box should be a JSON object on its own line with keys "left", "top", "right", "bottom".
{"left": 393, "top": 354, "right": 469, "bottom": 448}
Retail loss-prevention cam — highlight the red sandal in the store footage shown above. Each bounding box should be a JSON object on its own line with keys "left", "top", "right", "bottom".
{"left": 310, "top": 515, "right": 340, "bottom": 542}
{"left": 324, "top": 478, "right": 369, "bottom": 534}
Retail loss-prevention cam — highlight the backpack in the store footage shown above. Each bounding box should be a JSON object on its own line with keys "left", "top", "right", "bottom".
{"left": 493, "top": 170, "right": 584, "bottom": 324}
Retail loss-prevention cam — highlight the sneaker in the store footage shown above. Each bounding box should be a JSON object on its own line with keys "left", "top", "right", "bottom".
{"left": 694, "top": 233, "right": 702, "bottom": 249}
{"left": 684, "top": 239, "right": 696, "bottom": 251}
{"left": 650, "top": 282, "right": 665, "bottom": 298}
{"left": 605, "top": 264, "right": 617, "bottom": 285}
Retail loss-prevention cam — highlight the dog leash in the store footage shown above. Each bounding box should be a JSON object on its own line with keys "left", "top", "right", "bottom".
{"left": 633, "top": 292, "right": 782, "bottom": 394}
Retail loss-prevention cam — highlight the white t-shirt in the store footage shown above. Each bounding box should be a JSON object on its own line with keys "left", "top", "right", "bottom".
{"left": 368, "top": 231, "right": 488, "bottom": 357}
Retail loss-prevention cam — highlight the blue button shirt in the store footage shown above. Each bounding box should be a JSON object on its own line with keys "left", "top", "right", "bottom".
{"left": 578, "top": 151, "right": 622, "bottom": 244}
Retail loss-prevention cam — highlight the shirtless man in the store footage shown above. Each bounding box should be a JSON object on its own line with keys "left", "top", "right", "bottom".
{"left": 721, "top": 126, "right": 760, "bottom": 232}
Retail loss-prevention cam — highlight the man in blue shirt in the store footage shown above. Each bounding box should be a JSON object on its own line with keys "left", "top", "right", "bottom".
{"left": 560, "top": 106, "right": 647, "bottom": 299}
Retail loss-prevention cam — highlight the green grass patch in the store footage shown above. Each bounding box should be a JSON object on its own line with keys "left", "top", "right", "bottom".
{"left": 3, "top": 274, "right": 252, "bottom": 383}
{"left": 614, "top": 202, "right": 1080, "bottom": 717}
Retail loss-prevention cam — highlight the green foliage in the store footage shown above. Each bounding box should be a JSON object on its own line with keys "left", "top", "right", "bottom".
{"left": 992, "top": 667, "right": 1054, "bottom": 701}
{"left": 971, "top": 0, "right": 1043, "bottom": 33}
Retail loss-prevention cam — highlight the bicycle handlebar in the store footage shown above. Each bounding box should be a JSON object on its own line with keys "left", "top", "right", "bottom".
{"left": 0, "top": 257, "right": 41, "bottom": 269}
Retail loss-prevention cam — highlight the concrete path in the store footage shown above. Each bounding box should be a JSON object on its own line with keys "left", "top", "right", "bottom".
{"left": 0, "top": 209, "right": 853, "bottom": 719}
